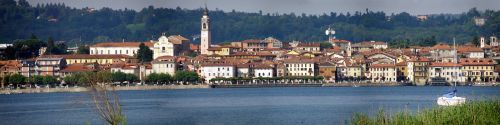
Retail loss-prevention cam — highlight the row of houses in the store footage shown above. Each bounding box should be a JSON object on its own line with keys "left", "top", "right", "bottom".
{"left": 1, "top": 35, "right": 499, "bottom": 85}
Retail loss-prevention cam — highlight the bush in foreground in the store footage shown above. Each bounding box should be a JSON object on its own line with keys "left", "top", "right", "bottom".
{"left": 351, "top": 99, "right": 500, "bottom": 125}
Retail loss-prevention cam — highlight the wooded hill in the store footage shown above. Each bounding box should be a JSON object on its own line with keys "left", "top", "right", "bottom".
{"left": 1, "top": 0, "right": 500, "bottom": 48}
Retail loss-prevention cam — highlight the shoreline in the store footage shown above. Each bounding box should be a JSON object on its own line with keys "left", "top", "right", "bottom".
{"left": 1, "top": 83, "right": 497, "bottom": 95}
{"left": 0, "top": 84, "right": 211, "bottom": 95}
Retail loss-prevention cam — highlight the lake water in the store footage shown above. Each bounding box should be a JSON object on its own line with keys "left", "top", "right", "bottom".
{"left": 0, "top": 86, "right": 499, "bottom": 125}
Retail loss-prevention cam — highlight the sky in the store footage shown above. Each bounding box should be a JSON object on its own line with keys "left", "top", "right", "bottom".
{"left": 27, "top": 0, "right": 500, "bottom": 15}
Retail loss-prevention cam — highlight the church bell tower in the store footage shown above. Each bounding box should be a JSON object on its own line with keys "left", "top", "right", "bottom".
{"left": 200, "top": 5, "right": 211, "bottom": 55}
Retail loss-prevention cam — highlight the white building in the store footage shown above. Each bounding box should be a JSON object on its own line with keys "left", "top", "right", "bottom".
{"left": 236, "top": 64, "right": 250, "bottom": 78}
{"left": 90, "top": 42, "right": 154, "bottom": 56}
{"left": 153, "top": 35, "right": 175, "bottom": 59}
{"left": 429, "top": 62, "right": 465, "bottom": 83}
{"left": 151, "top": 56, "right": 176, "bottom": 75}
{"left": 368, "top": 64, "right": 397, "bottom": 82}
{"left": 457, "top": 46, "right": 484, "bottom": 58}
{"left": 253, "top": 64, "right": 274, "bottom": 77}
{"left": 201, "top": 63, "right": 235, "bottom": 82}
{"left": 283, "top": 58, "right": 316, "bottom": 76}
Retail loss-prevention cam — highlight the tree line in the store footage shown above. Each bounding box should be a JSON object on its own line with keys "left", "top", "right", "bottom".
{"left": 1, "top": 0, "right": 499, "bottom": 46}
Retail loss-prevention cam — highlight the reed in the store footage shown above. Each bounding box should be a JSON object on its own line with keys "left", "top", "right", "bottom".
{"left": 351, "top": 99, "right": 500, "bottom": 125}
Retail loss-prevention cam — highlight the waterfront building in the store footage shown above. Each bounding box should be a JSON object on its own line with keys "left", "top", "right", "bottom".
{"left": 201, "top": 63, "right": 235, "bottom": 82}
{"left": 252, "top": 64, "right": 274, "bottom": 78}
{"left": 368, "top": 64, "right": 397, "bottom": 82}
{"left": 35, "top": 57, "right": 66, "bottom": 76}
{"left": 20, "top": 59, "right": 36, "bottom": 77}
{"left": 407, "top": 57, "right": 430, "bottom": 85}
{"left": 236, "top": 64, "right": 251, "bottom": 78}
{"left": 459, "top": 58, "right": 496, "bottom": 82}
{"left": 90, "top": 42, "right": 154, "bottom": 57}
{"left": 283, "top": 58, "right": 316, "bottom": 76}
{"left": 428, "top": 62, "right": 465, "bottom": 83}
{"left": 0, "top": 60, "right": 21, "bottom": 77}
{"left": 151, "top": 56, "right": 177, "bottom": 75}
{"left": 318, "top": 62, "right": 336, "bottom": 82}
{"left": 60, "top": 63, "right": 98, "bottom": 77}
{"left": 396, "top": 61, "right": 408, "bottom": 82}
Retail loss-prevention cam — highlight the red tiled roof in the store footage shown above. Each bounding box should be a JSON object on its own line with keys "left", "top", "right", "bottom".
{"left": 459, "top": 58, "right": 494, "bottom": 66}
{"left": 370, "top": 64, "right": 396, "bottom": 68}
{"left": 297, "top": 43, "right": 320, "bottom": 47}
{"left": 457, "top": 46, "right": 483, "bottom": 53}
{"left": 189, "top": 44, "right": 199, "bottom": 51}
{"left": 396, "top": 61, "right": 407, "bottom": 66}
{"left": 153, "top": 56, "right": 176, "bottom": 62}
{"left": 60, "top": 63, "right": 96, "bottom": 72}
{"left": 432, "top": 43, "right": 452, "bottom": 50}
{"left": 409, "top": 57, "right": 430, "bottom": 62}
{"left": 241, "top": 39, "right": 262, "bottom": 43}
{"left": 330, "top": 39, "right": 351, "bottom": 43}
{"left": 430, "top": 62, "right": 462, "bottom": 67}
{"left": 91, "top": 42, "right": 153, "bottom": 47}
{"left": 40, "top": 54, "right": 134, "bottom": 59}
{"left": 283, "top": 58, "right": 315, "bottom": 63}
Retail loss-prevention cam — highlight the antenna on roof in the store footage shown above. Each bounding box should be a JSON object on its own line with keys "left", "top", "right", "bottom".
{"left": 122, "top": 38, "right": 125, "bottom": 43}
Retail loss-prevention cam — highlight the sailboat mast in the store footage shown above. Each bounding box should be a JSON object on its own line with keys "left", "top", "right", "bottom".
{"left": 453, "top": 38, "right": 457, "bottom": 87}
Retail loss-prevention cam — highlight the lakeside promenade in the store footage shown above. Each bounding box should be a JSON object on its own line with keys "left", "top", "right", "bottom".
{"left": 1, "top": 82, "right": 497, "bottom": 94}
{"left": 0, "top": 84, "right": 210, "bottom": 94}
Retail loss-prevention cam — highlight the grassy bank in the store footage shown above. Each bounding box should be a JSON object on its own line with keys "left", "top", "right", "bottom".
{"left": 351, "top": 99, "right": 500, "bottom": 125}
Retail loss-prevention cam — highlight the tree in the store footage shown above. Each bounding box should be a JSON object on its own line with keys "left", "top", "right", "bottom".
{"left": 137, "top": 42, "right": 153, "bottom": 63}
{"left": 46, "top": 37, "right": 55, "bottom": 55}
{"left": 77, "top": 45, "right": 90, "bottom": 54}
{"left": 157, "top": 73, "right": 173, "bottom": 84}
{"left": 125, "top": 73, "right": 139, "bottom": 84}
{"left": 146, "top": 73, "right": 159, "bottom": 84}
{"left": 29, "top": 75, "right": 44, "bottom": 85}
{"left": 472, "top": 36, "right": 480, "bottom": 47}
{"left": 320, "top": 42, "right": 333, "bottom": 50}
{"left": 9, "top": 74, "right": 26, "bottom": 87}
{"left": 174, "top": 71, "right": 199, "bottom": 83}
{"left": 111, "top": 72, "right": 127, "bottom": 83}
{"left": 42, "top": 75, "right": 59, "bottom": 86}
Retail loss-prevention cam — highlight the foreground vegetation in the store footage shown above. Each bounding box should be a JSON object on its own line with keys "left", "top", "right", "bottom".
{"left": 351, "top": 99, "right": 500, "bottom": 125}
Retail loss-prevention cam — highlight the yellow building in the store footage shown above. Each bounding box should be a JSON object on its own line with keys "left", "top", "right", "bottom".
{"left": 207, "top": 46, "right": 236, "bottom": 56}
{"left": 396, "top": 61, "right": 408, "bottom": 81}
{"left": 40, "top": 54, "right": 135, "bottom": 65}
{"left": 459, "top": 58, "right": 496, "bottom": 82}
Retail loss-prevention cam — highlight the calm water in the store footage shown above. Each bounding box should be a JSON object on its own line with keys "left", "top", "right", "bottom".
{"left": 0, "top": 86, "right": 499, "bottom": 125}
